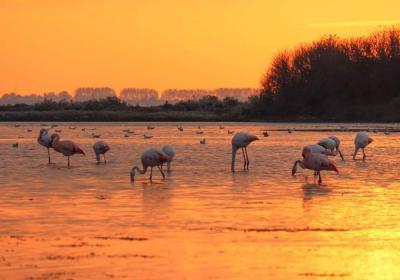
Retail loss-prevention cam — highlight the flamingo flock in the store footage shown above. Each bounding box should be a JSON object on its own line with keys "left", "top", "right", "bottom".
{"left": 31, "top": 125, "right": 377, "bottom": 184}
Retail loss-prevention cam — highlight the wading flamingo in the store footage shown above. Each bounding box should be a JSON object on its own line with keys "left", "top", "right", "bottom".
{"left": 318, "top": 136, "right": 344, "bottom": 160}
{"left": 231, "top": 132, "right": 259, "bottom": 172}
{"left": 130, "top": 149, "right": 170, "bottom": 181}
{"left": 161, "top": 145, "right": 175, "bottom": 172}
{"left": 353, "top": 132, "right": 373, "bottom": 160}
{"left": 37, "top": 129, "right": 53, "bottom": 164}
{"left": 51, "top": 134, "right": 85, "bottom": 167}
{"left": 93, "top": 141, "right": 110, "bottom": 163}
{"left": 292, "top": 146, "right": 339, "bottom": 184}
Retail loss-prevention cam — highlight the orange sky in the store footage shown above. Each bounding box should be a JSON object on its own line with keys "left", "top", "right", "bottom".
{"left": 1, "top": 0, "right": 400, "bottom": 95}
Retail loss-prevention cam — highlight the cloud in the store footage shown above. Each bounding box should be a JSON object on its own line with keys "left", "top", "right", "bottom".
{"left": 309, "top": 20, "right": 400, "bottom": 28}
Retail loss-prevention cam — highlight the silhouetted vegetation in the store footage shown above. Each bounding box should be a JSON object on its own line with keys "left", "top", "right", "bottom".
{"left": 0, "top": 96, "right": 250, "bottom": 121}
{"left": 250, "top": 28, "right": 400, "bottom": 121}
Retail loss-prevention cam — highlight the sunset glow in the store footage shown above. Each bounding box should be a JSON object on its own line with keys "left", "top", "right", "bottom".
{"left": 1, "top": 0, "right": 400, "bottom": 95}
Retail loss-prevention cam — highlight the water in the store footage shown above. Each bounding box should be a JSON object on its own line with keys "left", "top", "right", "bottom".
{"left": 1, "top": 122, "right": 400, "bottom": 279}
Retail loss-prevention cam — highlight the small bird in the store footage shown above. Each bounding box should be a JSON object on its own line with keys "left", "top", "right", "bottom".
{"left": 51, "top": 134, "right": 85, "bottom": 167}
{"left": 292, "top": 146, "right": 339, "bottom": 184}
{"left": 200, "top": 138, "right": 206, "bottom": 144}
{"left": 228, "top": 130, "right": 234, "bottom": 135}
{"left": 144, "top": 134, "right": 153, "bottom": 139}
{"left": 353, "top": 132, "right": 373, "bottom": 160}
{"left": 12, "top": 143, "right": 18, "bottom": 148}
{"left": 196, "top": 130, "right": 204, "bottom": 135}
{"left": 231, "top": 132, "right": 259, "bottom": 172}
{"left": 27, "top": 129, "right": 32, "bottom": 132}
{"left": 147, "top": 125, "right": 155, "bottom": 130}
{"left": 93, "top": 141, "right": 110, "bottom": 163}
{"left": 124, "top": 134, "right": 129, "bottom": 138}
{"left": 37, "top": 129, "right": 53, "bottom": 164}
{"left": 262, "top": 131, "right": 269, "bottom": 137}
{"left": 91, "top": 133, "right": 101, "bottom": 138}
{"left": 288, "top": 129, "right": 294, "bottom": 134}
{"left": 177, "top": 126, "right": 184, "bottom": 132}
{"left": 130, "top": 149, "right": 170, "bottom": 181}
{"left": 318, "top": 136, "right": 344, "bottom": 160}
{"left": 161, "top": 145, "right": 175, "bottom": 172}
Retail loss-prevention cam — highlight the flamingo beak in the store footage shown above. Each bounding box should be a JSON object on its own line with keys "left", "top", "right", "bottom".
{"left": 330, "top": 164, "right": 339, "bottom": 174}
{"left": 368, "top": 137, "right": 374, "bottom": 144}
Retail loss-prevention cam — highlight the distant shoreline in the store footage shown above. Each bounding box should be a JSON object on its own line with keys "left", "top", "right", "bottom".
{"left": 1, "top": 110, "right": 399, "bottom": 123}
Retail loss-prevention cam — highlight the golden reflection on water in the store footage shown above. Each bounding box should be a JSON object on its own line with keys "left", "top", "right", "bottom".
{"left": 1, "top": 122, "right": 400, "bottom": 279}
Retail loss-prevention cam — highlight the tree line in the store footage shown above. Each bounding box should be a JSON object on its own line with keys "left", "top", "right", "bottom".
{"left": 250, "top": 28, "right": 400, "bottom": 122}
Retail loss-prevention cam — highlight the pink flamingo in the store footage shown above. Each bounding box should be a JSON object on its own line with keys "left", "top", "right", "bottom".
{"left": 292, "top": 146, "right": 339, "bottom": 184}
{"left": 93, "top": 141, "right": 110, "bottom": 164}
{"left": 161, "top": 145, "right": 175, "bottom": 172}
{"left": 318, "top": 136, "right": 344, "bottom": 160}
{"left": 37, "top": 129, "right": 53, "bottom": 164}
{"left": 130, "top": 149, "right": 170, "bottom": 181}
{"left": 231, "top": 132, "right": 259, "bottom": 172}
{"left": 353, "top": 132, "right": 373, "bottom": 160}
{"left": 51, "top": 134, "right": 85, "bottom": 167}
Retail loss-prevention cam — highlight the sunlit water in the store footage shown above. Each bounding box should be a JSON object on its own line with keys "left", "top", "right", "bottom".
{"left": 1, "top": 122, "right": 400, "bottom": 279}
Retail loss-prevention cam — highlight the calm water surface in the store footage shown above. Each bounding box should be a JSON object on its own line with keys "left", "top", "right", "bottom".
{"left": 1, "top": 122, "right": 400, "bottom": 279}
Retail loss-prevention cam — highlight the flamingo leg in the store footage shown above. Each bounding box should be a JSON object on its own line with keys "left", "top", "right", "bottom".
{"left": 158, "top": 166, "right": 165, "bottom": 180}
{"left": 47, "top": 148, "right": 51, "bottom": 164}
{"left": 68, "top": 156, "right": 70, "bottom": 168}
{"left": 362, "top": 148, "right": 366, "bottom": 160}
{"left": 244, "top": 147, "right": 250, "bottom": 169}
{"left": 318, "top": 172, "right": 322, "bottom": 184}
{"left": 338, "top": 149, "right": 344, "bottom": 161}
{"left": 104, "top": 154, "right": 107, "bottom": 163}
{"left": 241, "top": 148, "right": 246, "bottom": 170}
{"left": 150, "top": 167, "right": 153, "bottom": 181}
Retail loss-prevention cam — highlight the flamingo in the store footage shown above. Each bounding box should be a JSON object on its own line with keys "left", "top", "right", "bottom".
{"left": 161, "top": 145, "right": 175, "bottom": 172}
{"left": 318, "top": 136, "right": 344, "bottom": 160}
{"left": 51, "top": 134, "right": 85, "bottom": 167}
{"left": 353, "top": 132, "right": 373, "bottom": 160}
{"left": 292, "top": 146, "right": 339, "bottom": 184}
{"left": 93, "top": 141, "right": 110, "bottom": 163}
{"left": 37, "top": 128, "right": 53, "bottom": 164}
{"left": 231, "top": 132, "right": 259, "bottom": 172}
{"left": 130, "top": 149, "right": 169, "bottom": 181}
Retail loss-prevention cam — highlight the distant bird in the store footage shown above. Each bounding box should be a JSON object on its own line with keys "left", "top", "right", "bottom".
{"left": 82, "top": 128, "right": 86, "bottom": 131}
{"left": 198, "top": 125, "right": 201, "bottom": 129}
{"left": 318, "top": 136, "right": 344, "bottom": 160}
{"left": 27, "top": 129, "right": 32, "bottom": 132}
{"left": 262, "top": 131, "right": 269, "bottom": 137}
{"left": 14, "top": 124, "right": 20, "bottom": 128}
{"left": 123, "top": 129, "right": 134, "bottom": 134}
{"left": 130, "top": 149, "right": 169, "bottom": 181}
{"left": 144, "top": 134, "right": 153, "bottom": 139}
{"left": 93, "top": 141, "right": 110, "bottom": 163}
{"left": 292, "top": 146, "right": 339, "bottom": 184}
{"left": 51, "top": 134, "right": 85, "bottom": 167}
{"left": 231, "top": 132, "right": 259, "bottom": 172}
{"left": 177, "top": 126, "right": 184, "bottom": 132}
{"left": 69, "top": 126, "right": 76, "bottom": 130}
{"left": 55, "top": 129, "right": 62, "bottom": 133}
{"left": 228, "top": 130, "right": 234, "bottom": 135}
{"left": 91, "top": 133, "right": 101, "bottom": 138}
{"left": 12, "top": 143, "right": 18, "bottom": 148}
{"left": 161, "top": 145, "right": 175, "bottom": 172}
{"left": 147, "top": 125, "right": 155, "bottom": 130}
{"left": 288, "top": 129, "right": 294, "bottom": 134}
{"left": 353, "top": 132, "right": 373, "bottom": 160}
{"left": 200, "top": 138, "right": 206, "bottom": 144}
{"left": 37, "top": 128, "right": 53, "bottom": 164}
{"left": 196, "top": 130, "right": 204, "bottom": 135}
{"left": 124, "top": 134, "right": 129, "bottom": 138}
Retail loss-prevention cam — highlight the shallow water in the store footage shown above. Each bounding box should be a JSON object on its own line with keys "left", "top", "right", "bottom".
{"left": 1, "top": 122, "right": 400, "bottom": 279}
